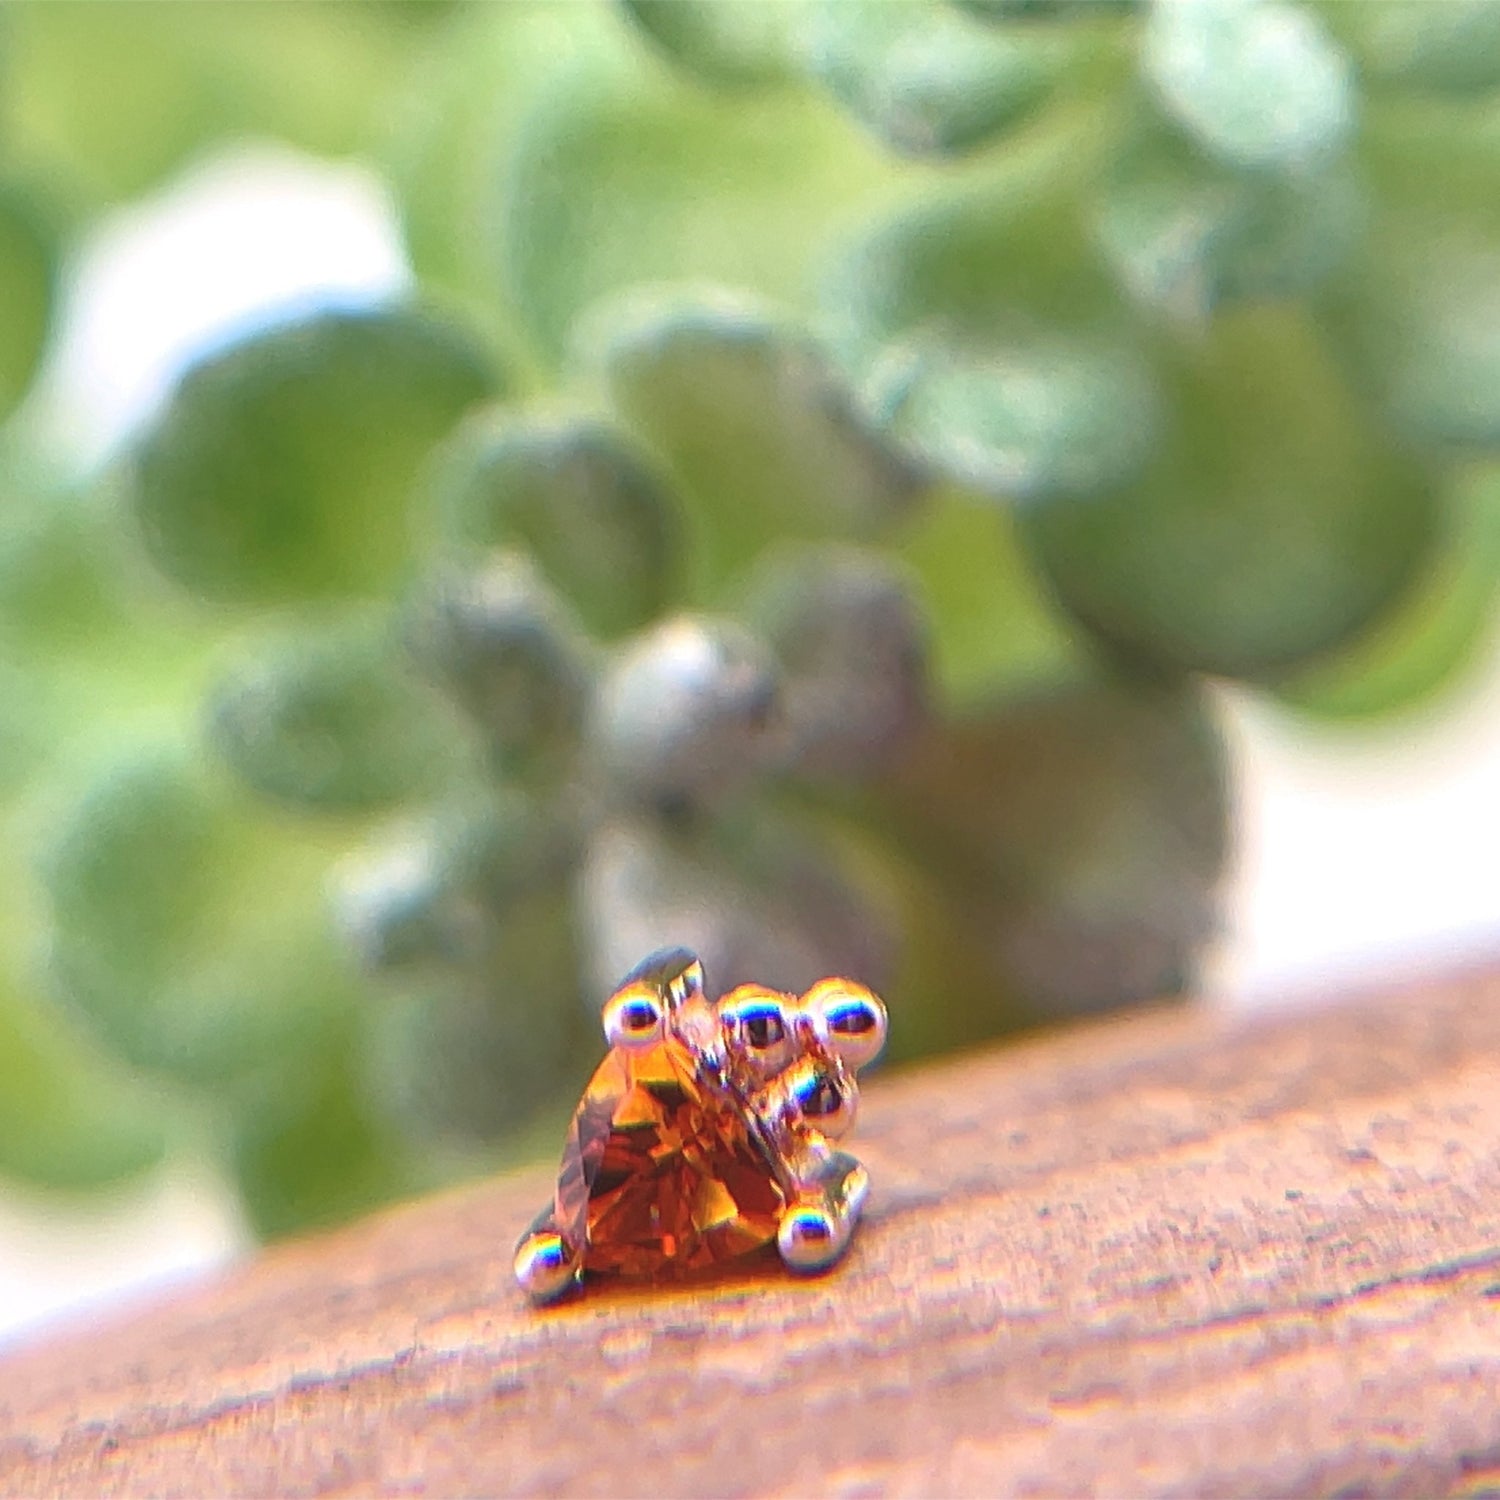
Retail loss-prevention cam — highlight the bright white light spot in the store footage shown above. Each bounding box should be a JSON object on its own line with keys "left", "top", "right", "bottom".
{"left": 32, "top": 141, "right": 410, "bottom": 473}
{"left": 1209, "top": 629, "right": 1500, "bottom": 1008}
{"left": 0, "top": 1161, "right": 248, "bottom": 1350}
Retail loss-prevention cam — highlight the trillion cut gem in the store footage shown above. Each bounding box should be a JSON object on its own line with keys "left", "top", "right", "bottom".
{"left": 554, "top": 1035, "right": 785, "bottom": 1278}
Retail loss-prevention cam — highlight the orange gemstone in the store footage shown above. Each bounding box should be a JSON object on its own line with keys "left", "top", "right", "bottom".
{"left": 554, "top": 1036, "right": 785, "bottom": 1277}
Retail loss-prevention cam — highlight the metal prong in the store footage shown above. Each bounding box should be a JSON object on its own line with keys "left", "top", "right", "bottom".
{"left": 776, "top": 1151, "right": 870, "bottom": 1274}
{"left": 514, "top": 1208, "right": 582, "bottom": 1304}
{"left": 603, "top": 947, "right": 707, "bottom": 1049}
{"left": 614, "top": 946, "right": 705, "bottom": 1007}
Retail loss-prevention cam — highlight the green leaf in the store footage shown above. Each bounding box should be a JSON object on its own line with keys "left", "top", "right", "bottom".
{"left": 825, "top": 155, "right": 1121, "bottom": 341}
{"left": 578, "top": 809, "right": 895, "bottom": 1002}
{"left": 1021, "top": 307, "right": 1440, "bottom": 678}
{"left": 619, "top": 0, "right": 804, "bottom": 88}
{"left": 337, "top": 793, "right": 580, "bottom": 977}
{"left": 44, "top": 752, "right": 361, "bottom": 1085}
{"left": 5, "top": 0, "right": 436, "bottom": 205}
{"left": 954, "top": 0, "right": 1140, "bottom": 16}
{"left": 825, "top": 180, "right": 1159, "bottom": 501}
{"left": 497, "top": 45, "right": 899, "bottom": 367}
{"left": 207, "top": 609, "right": 461, "bottom": 813}
{"left": 891, "top": 484, "right": 1084, "bottom": 708}
{"left": 0, "top": 488, "right": 221, "bottom": 796}
{"left": 0, "top": 495, "right": 125, "bottom": 795}
{"left": 1094, "top": 118, "right": 1366, "bottom": 318}
{"left": 870, "top": 336, "right": 1161, "bottom": 502}
{"left": 1321, "top": 0, "right": 1500, "bottom": 97}
{"left": 745, "top": 545, "right": 930, "bottom": 776}
{"left": 0, "top": 972, "right": 167, "bottom": 1190}
{"left": 130, "top": 307, "right": 499, "bottom": 606}
{"left": 1141, "top": 0, "right": 1355, "bottom": 171}
{"left": 363, "top": 987, "right": 580, "bottom": 1160}
{"left": 1274, "top": 463, "right": 1500, "bottom": 720}
{"left": 0, "top": 491, "right": 122, "bottom": 653}
{"left": 0, "top": 181, "right": 57, "bottom": 423}
{"left": 866, "top": 677, "right": 1228, "bottom": 1050}
{"left": 430, "top": 411, "right": 681, "bottom": 638}
{"left": 1319, "top": 99, "right": 1500, "bottom": 452}
{"left": 381, "top": 0, "right": 605, "bottom": 353}
{"left": 405, "top": 553, "right": 594, "bottom": 777}
{"left": 599, "top": 294, "right": 923, "bottom": 589}
{"left": 801, "top": 0, "right": 1063, "bottom": 156}
{"left": 360, "top": 875, "right": 589, "bottom": 1152}
{"left": 227, "top": 1020, "right": 416, "bottom": 1238}
{"left": 588, "top": 615, "right": 780, "bottom": 815}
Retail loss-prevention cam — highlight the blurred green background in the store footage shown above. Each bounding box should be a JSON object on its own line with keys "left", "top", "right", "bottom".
{"left": 0, "top": 0, "right": 1498, "bottom": 1240}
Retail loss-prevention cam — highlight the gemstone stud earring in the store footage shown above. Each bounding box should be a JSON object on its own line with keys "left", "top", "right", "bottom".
{"left": 514, "top": 947, "right": 887, "bottom": 1304}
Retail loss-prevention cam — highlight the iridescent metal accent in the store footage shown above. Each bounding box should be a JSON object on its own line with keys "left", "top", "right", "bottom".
{"left": 801, "top": 977, "right": 888, "bottom": 1072}
{"left": 756, "top": 1051, "right": 859, "bottom": 1142}
{"left": 600, "top": 988, "right": 666, "bottom": 1051}
{"left": 776, "top": 1150, "right": 870, "bottom": 1272}
{"left": 515, "top": 947, "right": 887, "bottom": 1304}
{"left": 716, "top": 984, "right": 798, "bottom": 1079}
{"left": 512, "top": 1205, "right": 582, "bottom": 1302}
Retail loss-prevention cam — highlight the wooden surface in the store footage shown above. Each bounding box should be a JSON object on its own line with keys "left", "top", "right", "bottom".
{"left": 2, "top": 966, "right": 1500, "bottom": 1498}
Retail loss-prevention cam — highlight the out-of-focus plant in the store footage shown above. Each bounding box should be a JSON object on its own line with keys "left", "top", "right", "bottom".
{"left": 0, "top": 0, "right": 1497, "bottom": 1235}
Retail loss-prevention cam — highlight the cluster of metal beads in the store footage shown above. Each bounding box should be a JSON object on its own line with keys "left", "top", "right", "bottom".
{"left": 710, "top": 973, "right": 885, "bottom": 1269}
{"left": 515, "top": 948, "right": 887, "bottom": 1302}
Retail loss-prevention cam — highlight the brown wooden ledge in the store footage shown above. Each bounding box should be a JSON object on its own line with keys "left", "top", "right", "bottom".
{"left": 2, "top": 963, "right": 1499, "bottom": 1498}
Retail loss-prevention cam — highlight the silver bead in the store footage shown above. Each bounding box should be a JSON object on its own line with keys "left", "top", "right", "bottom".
{"left": 775, "top": 1153, "right": 869, "bottom": 1274}
{"left": 601, "top": 945, "right": 710, "bottom": 1048}
{"left": 765, "top": 1052, "right": 858, "bottom": 1141}
{"left": 777, "top": 1202, "right": 847, "bottom": 1271}
{"left": 801, "top": 977, "right": 888, "bottom": 1073}
{"left": 717, "top": 984, "right": 797, "bottom": 1079}
{"left": 601, "top": 988, "right": 666, "bottom": 1050}
{"left": 513, "top": 1227, "right": 580, "bottom": 1304}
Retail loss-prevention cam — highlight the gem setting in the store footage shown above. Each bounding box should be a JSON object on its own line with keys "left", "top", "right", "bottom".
{"left": 515, "top": 948, "right": 887, "bottom": 1302}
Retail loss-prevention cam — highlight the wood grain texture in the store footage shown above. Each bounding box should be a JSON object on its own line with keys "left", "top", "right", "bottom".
{"left": 2, "top": 965, "right": 1499, "bottom": 1499}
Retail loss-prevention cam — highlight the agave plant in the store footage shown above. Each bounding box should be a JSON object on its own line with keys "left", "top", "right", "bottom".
{"left": 0, "top": 0, "right": 1496, "bottom": 1235}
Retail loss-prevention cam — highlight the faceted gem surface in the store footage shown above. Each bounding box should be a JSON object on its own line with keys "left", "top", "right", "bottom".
{"left": 554, "top": 1036, "right": 785, "bottom": 1277}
